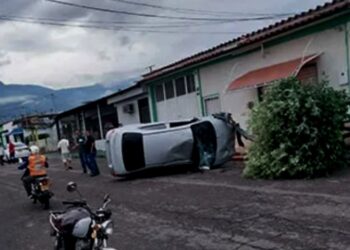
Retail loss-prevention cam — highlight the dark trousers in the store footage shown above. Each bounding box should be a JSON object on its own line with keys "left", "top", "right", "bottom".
{"left": 21, "top": 170, "right": 46, "bottom": 196}
{"left": 21, "top": 170, "right": 33, "bottom": 196}
{"left": 0, "top": 155, "right": 3, "bottom": 166}
{"left": 86, "top": 152, "right": 100, "bottom": 175}
{"left": 79, "top": 151, "right": 87, "bottom": 172}
{"left": 9, "top": 152, "right": 15, "bottom": 163}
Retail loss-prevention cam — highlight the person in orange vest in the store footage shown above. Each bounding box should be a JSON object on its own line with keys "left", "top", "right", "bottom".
{"left": 18, "top": 145, "right": 48, "bottom": 197}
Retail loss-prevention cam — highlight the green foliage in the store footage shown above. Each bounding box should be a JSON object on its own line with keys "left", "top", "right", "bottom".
{"left": 244, "top": 77, "right": 349, "bottom": 179}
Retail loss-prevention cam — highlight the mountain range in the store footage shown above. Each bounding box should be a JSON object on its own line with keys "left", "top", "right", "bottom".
{"left": 0, "top": 80, "right": 134, "bottom": 123}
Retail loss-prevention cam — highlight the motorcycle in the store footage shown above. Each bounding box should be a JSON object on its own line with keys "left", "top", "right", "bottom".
{"left": 49, "top": 182, "right": 116, "bottom": 250}
{"left": 31, "top": 176, "right": 53, "bottom": 209}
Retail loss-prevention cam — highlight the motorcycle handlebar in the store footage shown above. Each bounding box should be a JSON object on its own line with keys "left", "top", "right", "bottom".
{"left": 102, "top": 198, "right": 111, "bottom": 209}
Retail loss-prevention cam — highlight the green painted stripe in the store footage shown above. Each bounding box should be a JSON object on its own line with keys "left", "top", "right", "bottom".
{"left": 149, "top": 85, "right": 158, "bottom": 122}
{"left": 196, "top": 69, "right": 205, "bottom": 116}
{"left": 345, "top": 22, "right": 350, "bottom": 90}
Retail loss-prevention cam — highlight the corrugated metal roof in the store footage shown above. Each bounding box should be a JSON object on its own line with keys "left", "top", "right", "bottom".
{"left": 140, "top": 0, "right": 350, "bottom": 83}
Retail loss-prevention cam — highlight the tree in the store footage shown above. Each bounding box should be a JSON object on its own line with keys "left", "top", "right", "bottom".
{"left": 244, "top": 77, "right": 349, "bottom": 179}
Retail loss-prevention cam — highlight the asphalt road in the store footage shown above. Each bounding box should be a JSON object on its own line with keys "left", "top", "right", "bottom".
{"left": 1, "top": 154, "right": 350, "bottom": 250}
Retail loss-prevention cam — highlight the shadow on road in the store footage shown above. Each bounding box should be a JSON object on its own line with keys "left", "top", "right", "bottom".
{"left": 114, "top": 164, "right": 202, "bottom": 182}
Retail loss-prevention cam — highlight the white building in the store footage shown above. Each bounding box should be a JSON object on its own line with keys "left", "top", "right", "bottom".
{"left": 139, "top": 0, "right": 350, "bottom": 129}
{"left": 56, "top": 83, "right": 150, "bottom": 152}
{"left": 107, "top": 84, "right": 150, "bottom": 125}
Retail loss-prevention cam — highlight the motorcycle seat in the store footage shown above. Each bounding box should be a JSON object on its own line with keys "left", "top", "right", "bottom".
{"left": 35, "top": 176, "right": 48, "bottom": 181}
{"left": 50, "top": 208, "right": 90, "bottom": 234}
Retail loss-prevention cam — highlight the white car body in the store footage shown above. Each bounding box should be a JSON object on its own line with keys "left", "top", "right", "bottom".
{"left": 5, "top": 142, "right": 31, "bottom": 161}
{"left": 105, "top": 115, "right": 234, "bottom": 176}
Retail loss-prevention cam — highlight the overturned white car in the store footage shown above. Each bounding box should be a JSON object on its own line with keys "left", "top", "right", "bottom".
{"left": 105, "top": 113, "right": 250, "bottom": 176}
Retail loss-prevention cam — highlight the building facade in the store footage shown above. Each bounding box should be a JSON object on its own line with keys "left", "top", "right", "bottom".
{"left": 140, "top": 0, "right": 350, "bottom": 129}
{"left": 107, "top": 84, "right": 150, "bottom": 125}
{"left": 56, "top": 84, "right": 150, "bottom": 152}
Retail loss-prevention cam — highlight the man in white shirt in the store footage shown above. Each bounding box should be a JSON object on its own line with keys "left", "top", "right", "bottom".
{"left": 57, "top": 138, "right": 73, "bottom": 170}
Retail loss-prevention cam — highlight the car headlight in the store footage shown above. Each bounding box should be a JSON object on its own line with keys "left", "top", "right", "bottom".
{"left": 101, "top": 220, "right": 113, "bottom": 235}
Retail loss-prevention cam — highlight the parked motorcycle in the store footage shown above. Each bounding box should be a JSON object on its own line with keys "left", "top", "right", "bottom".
{"left": 31, "top": 176, "right": 53, "bottom": 209}
{"left": 49, "top": 182, "right": 116, "bottom": 250}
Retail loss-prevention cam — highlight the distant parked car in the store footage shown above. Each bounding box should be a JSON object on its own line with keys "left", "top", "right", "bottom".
{"left": 5, "top": 142, "right": 31, "bottom": 162}
{"left": 105, "top": 113, "right": 247, "bottom": 176}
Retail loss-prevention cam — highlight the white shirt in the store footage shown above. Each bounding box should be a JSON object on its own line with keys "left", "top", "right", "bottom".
{"left": 57, "top": 139, "right": 70, "bottom": 154}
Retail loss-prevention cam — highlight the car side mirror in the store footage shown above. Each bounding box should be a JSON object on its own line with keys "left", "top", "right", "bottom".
{"left": 67, "top": 181, "right": 77, "bottom": 192}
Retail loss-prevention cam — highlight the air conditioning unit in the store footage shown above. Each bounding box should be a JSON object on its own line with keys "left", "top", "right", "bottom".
{"left": 123, "top": 103, "right": 134, "bottom": 114}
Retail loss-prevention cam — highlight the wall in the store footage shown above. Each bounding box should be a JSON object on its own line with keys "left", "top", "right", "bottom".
{"left": 116, "top": 99, "right": 140, "bottom": 125}
{"left": 157, "top": 92, "right": 199, "bottom": 121}
{"left": 150, "top": 72, "right": 201, "bottom": 122}
{"left": 200, "top": 24, "right": 349, "bottom": 129}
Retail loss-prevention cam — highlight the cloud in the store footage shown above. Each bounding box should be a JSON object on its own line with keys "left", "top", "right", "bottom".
{"left": 0, "top": 0, "right": 330, "bottom": 88}
{"left": 0, "top": 51, "right": 11, "bottom": 67}
{"left": 119, "top": 36, "right": 131, "bottom": 46}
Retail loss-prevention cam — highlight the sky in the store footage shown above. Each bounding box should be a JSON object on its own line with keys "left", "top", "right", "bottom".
{"left": 0, "top": 0, "right": 331, "bottom": 89}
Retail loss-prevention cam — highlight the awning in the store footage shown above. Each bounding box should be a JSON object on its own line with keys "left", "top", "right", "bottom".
{"left": 228, "top": 54, "right": 320, "bottom": 91}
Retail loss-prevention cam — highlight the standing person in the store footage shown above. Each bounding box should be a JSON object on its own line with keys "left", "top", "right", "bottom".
{"left": 75, "top": 130, "right": 87, "bottom": 174}
{"left": 0, "top": 144, "right": 4, "bottom": 166}
{"left": 8, "top": 140, "right": 15, "bottom": 164}
{"left": 85, "top": 131, "right": 100, "bottom": 177}
{"left": 57, "top": 138, "right": 73, "bottom": 170}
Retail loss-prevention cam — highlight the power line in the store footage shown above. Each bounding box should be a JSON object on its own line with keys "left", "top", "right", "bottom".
{"left": 0, "top": 14, "right": 191, "bottom": 26}
{"left": 45, "top": 0, "right": 287, "bottom": 22}
{"left": 0, "top": 14, "right": 240, "bottom": 29}
{"left": 104, "top": 0, "right": 295, "bottom": 17}
{"left": 0, "top": 16, "right": 246, "bottom": 34}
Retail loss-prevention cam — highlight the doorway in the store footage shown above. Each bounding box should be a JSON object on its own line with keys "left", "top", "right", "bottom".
{"left": 138, "top": 98, "right": 151, "bottom": 123}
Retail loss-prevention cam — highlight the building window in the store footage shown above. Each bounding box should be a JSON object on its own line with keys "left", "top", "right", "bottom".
{"left": 155, "top": 84, "right": 164, "bottom": 102}
{"left": 175, "top": 77, "right": 186, "bottom": 96}
{"left": 165, "top": 80, "right": 175, "bottom": 99}
{"left": 186, "top": 74, "right": 196, "bottom": 93}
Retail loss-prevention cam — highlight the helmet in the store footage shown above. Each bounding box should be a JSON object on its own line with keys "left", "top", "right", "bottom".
{"left": 30, "top": 145, "right": 40, "bottom": 154}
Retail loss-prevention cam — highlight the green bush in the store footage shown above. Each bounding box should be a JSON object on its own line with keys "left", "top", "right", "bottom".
{"left": 244, "top": 77, "right": 349, "bottom": 179}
